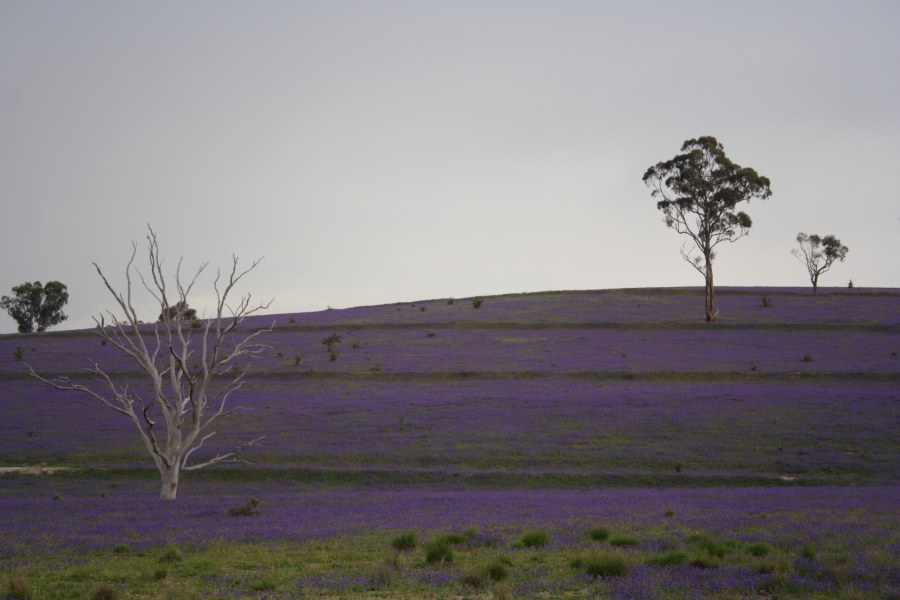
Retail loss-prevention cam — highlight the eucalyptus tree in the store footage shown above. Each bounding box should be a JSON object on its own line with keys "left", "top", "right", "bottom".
{"left": 1, "top": 280, "right": 69, "bottom": 333}
{"left": 30, "top": 227, "right": 272, "bottom": 500}
{"left": 643, "top": 136, "right": 772, "bottom": 321}
{"left": 792, "top": 233, "right": 849, "bottom": 294}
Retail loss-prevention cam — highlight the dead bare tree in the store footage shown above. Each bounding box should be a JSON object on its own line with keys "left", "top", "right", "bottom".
{"left": 30, "top": 227, "right": 273, "bottom": 500}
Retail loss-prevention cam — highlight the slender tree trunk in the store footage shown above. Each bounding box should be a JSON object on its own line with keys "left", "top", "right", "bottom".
{"left": 704, "top": 254, "right": 716, "bottom": 322}
{"left": 160, "top": 463, "right": 181, "bottom": 500}
{"left": 812, "top": 273, "right": 819, "bottom": 295}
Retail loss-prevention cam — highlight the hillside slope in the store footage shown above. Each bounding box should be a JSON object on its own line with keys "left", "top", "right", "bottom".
{"left": 1, "top": 287, "right": 898, "bottom": 486}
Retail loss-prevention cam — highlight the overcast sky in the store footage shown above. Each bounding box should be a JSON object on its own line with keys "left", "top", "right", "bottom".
{"left": 1, "top": 1, "right": 898, "bottom": 333}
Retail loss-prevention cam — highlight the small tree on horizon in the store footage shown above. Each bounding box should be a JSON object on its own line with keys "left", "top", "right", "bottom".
{"left": 29, "top": 227, "right": 273, "bottom": 500}
{"left": 1, "top": 280, "right": 69, "bottom": 333}
{"left": 792, "top": 232, "right": 849, "bottom": 294}
{"left": 643, "top": 136, "right": 772, "bottom": 321}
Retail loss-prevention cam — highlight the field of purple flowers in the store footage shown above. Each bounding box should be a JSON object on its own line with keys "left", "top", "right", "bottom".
{"left": 1, "top": 287, "right": 898, "bottom": 598}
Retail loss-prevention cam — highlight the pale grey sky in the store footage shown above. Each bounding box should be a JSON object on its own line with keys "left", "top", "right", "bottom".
{"left": 1, "top": 1, "right": 898, "bottom": 333}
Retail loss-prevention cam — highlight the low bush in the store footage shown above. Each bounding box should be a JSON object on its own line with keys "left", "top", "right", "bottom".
{"left": 803, "top": 353, "right": 813, "bottom": 362}
{"left": 227, "top": 497, "right": 260, "bottom": 517}
{"left": 648, "top": 550, "right": 689, "bottom": 567}
{"left": 472, "top": 297, "right": 483, "bottom": 309}
{"left": 518, "top": 530, "right": 550, "bottom": 548}
{"left": 800, "top": 541, "right": 816, "bottom": 560}
{"left": 424, "top": 537, "right": 454, "bottom": 564}
{"left": 747, "top": 542, "right": 771, "bottom": 557}
{"left": 159, "top": 544, "right": 183, "bottom": 563}
{"left": 609, "top": 535, "right": 638, "bottom": 547}
{"left": 580, "top": 552, "right": 628, "bottom": 578}
{"left": 4, "top": 577, "right": 33, "bottom": 599}
{"left": 689, "top": 533, "right": 735, "bottom": 558}
{"left": 588, "top": 526, "right": 610, "bottom": 541}
{"left": 91, "top": 585, "right": 117, "bottom": 600}
{"left": 391, "top": 532, "right": 417, "bottom": 551}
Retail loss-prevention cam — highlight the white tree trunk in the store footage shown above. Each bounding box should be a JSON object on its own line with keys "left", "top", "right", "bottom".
{"left": 160, "top": 464, "right": 181, "bottom": 500}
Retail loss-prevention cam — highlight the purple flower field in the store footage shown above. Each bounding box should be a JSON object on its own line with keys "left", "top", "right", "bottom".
{"left": 1, "top": 288, "right": 898, "bottom": 597}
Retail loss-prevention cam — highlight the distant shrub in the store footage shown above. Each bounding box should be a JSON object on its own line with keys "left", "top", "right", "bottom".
{"left": 420, "top": 306, "right": 426, "bottom": 312}
{"left": 370, "top": 562, "right": 396, "bottom": 587}
{"left": 484, "top": 557, "right": 510, "bottom": 581}
{"left": 288, "top": 315, "right": 296, "bottom": 324}
{"left": 227, "top": 497, "right": 260, "bottom": 517}
{"left": 689, "top": 533, "right": 735, "bottom": 558}
{"left": 443, "top": 532, "right": 467, "bottom": 545}
{"left": 391, "top": 532, "right": 417, "bottom": 551}
{"left": 801, "top": 541, "right": 816, "bottom": 560}
{"left": 518, "top": 530, "right": 550, "bottom": 548}
{"left": 648, "top": 550, "right": 688, "bottom": 567}
{"left": 749, "top": 362, "right": 757, "bottom": 372}
{"left": 472, "top": 297, "right": 484, "bottom": 309}
{"left": 690, "top": 554, "right": 720, "bottom": 569}
{"left": 761, "top": 296, "right": 772, "bottom": 308}
{"left": 426, "top": 331, "right": 436, "bottom": 338}
{"left": 424, "top": 537, "right": 454, "bottom": 564}
{"left": 91, "top": 584, "right": 117, "bottom": 600}
{"left": 152, "top": 568, "right": 167, "bottom": 581}
{"left": 890, "top": 351, "right": 897, "bottom": 357}
{"left": 461, "top": 572, "right": 485, "bottom": 589}
{"left": 4, "top": 577, "right": 33, "bottom": 599}
{"left": 747, "top": 542, "right": 771, "bottom": 557}
{"left": 370, "top": 363, "right": 383, "bottom": 372}
{"left": 159, "top": 544, "right": 183, "bottom": 563}
{"left": 52, "top": 493, "right": 62, "bottom": 501}
{"left": 664, "top": 508, "right": 675, "bottom": 517}
{"left": 587, "top": 526, "right": 610, "bottom": 541}
{"left": 322, "top": 332, "right": 342, "bottom": 360}
{"left": 580, "top": 552, "right": 628, "bottom": 578}
{"left": 848, "top": 280, "right": 854, "bottom": 288}
{"left": 803, "top": 353, "right": 813, "bottom": 362}
{"left": 609, "top": 535, "right": 638, "bottom": 547}
{"left": 113, "top": 543, "right": 131, "bottom": 554}
{"left": 447, "top": 298, "right": 455, "bottom": 305}
{"left": 13, "top": 346, "right": 24, "bottom": 361}
{"left": 293, "top": 355, "right": 302, "bottom": 367}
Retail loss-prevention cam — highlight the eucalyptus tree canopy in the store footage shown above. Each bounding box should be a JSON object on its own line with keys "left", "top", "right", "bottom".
{"left": 643, "top": 136, "right": 772, "bottom": 321}
{"left": 1, "top": 280, "right": 69, "bottom": 333}
{"left": 30, "top": 227, "right": 272, "bottom": 500}
{"left": 792, "top": 233, "right": 849, "bottom": 294}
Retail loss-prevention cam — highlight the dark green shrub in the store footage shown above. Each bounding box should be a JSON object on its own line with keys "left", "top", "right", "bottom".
{"left": 425, "top": 537, "right": 454, "bottom": 564}
{"left": 689, "top": 533, "right": 735, "bottom": 558}
{"left": 91, "top": 585, "right": 117, "bottom": 600}
{"left": 159, "top": 544, "right": 183, "bottom": 563}
{"left": 113, "top": 543, "right": 131, "bottom": 554}
{"left": 227, "top": 497, "right": 260, "bottom": 517}
{"left": 293, "top": 355, "right": 302, "bottom": 366}
{"left": 690, "top": 554, "right": 720, "bottom": 569}
{"left": 13, "top": 346, "right": 24, "bottom": 361}
{"left": 609, "top": 535, "right": 638, "bottom": 547}
{"left": 581, "top": 553, "right": 628, "bottom": 578}
{"left": 761, "top": 296, "right": 772, "bottom": 308}
{"left": 648, "top": 550, "right": 689, "bottom": 566}
{"left": 588, "top": 526, "right": 610, "bottom": 541}
{"left": 747, "top": 542, "right": 771, "bottom": 557}
{"left": 153, "top": 569, "right": 168, "bottom": 581}
{"left": 4, "top": 577, "right": 33, "bottom": 599}
{"left": 472, "top": 297, "right": 483, "bottom": 309}
{"left": 803, "top": 353, "right": 813, "bottom": 362}
{"left": 800, "top": 541, "right": 816, "bottom": 560}
{"left": 447, "top": 298, "right": 455, "bottom": 305}
{"left": 518, "top": 530, "right": 549, "bottom": 548}
{"left": 664, "top": 508, "right": 675, "bottom": 517}
{"left": 391, "top": 532, "right": 417, "bottom": 551}
{"left": 443, "top": 532, "right": 467, "bottom": 545}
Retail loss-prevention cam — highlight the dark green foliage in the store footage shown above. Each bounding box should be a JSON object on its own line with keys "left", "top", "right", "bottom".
{"left": 587, "top": 526, "right": 610, "bottom": 541}
{"left": 801, "top": 541, "right": 816, "bottom": 560}
{"left": 664, "top": 508, "right": 675, "bottom": 517}
{"left": 159, "top": 544, "right": 183, "bottom": 563}
{"left": 293, "top": 355, "right": 302, "bottom": 366}
{"left": 424, "top": 537, "right": 454, "bottom": 564}
{"left": 227, "top": 497, "right": 260, "bottom": 517}
{"left": 643, "top": 137, "right": 772, "bottom": 321}
{"left": 747, "top": 542, "right": 771, "bottom": 557}
{"left": 803, "top": 353, "right": 813, "bottom": 362}
{"left": 518, "top": 530, "right": 549, "bottom": 548}
{"left": 761, "top": 296, "right": 772, "bottom": 308}
{"left": 113, "top": 543, "right": 131, "bottom": 554}
{"left": 690, "top": 554, "right": 721, "bottom": 569}
{"left": 609, "top": 535, "right": 638, "bottom": 547}
{"left": 3, "top": 577, "right": 33, "bottom": 599}
{"left": 484, "top": 558, "right": 510, "bottom": 581}
{"left": 91, "top": 584, "right": 117, "bottom": 600}
{"left": 579, "top": 553, "right": 628, "bottom": 578}
{"left": 447, "top": 298, "right": 455, "bottom": 305}
{"left": 689, "top": 533, "right": 735, "bottom": 558}
{"left": 322, "top": 332, "right": 342, "bottom": 361}
{"left": 152, "top": 569, "right": 167, "bottom": 581}
{"left": 472, "top": 297, "right": 483, "bottom": 309}
{"left": 157, "top": 300, "right": 197, "bottom": 323}
{"left": 648, "top": 551, "right": 689, "bottom": 566}
{"left": 13, "top": 346, "right": 24, "bottom": 361}
{"left": 391, "top": 532, "right": 417, "bottom": 551}
{"left": 1, "top": 280, "right": 69, "bottom": 333}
